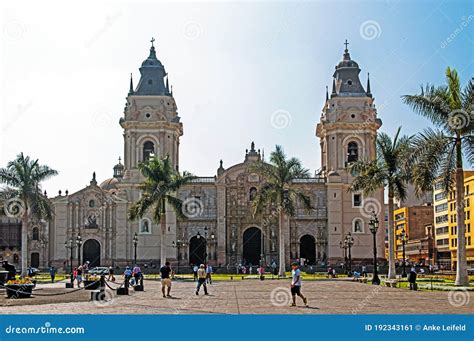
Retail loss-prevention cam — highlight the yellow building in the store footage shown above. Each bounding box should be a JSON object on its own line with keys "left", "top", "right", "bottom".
{"left": 433, "top": 180, "right": 450, "bottom": 268}
{"left": 447, "top": 171, "right": 474, "bottom": 269}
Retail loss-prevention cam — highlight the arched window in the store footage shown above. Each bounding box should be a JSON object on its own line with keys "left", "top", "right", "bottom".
{"left": 347, "top": 142, "right": 359, "bottom": 162}
{"left": 353, "top": 218, "right": 364, "bottom": 233}
{"left": 32, "top": 227, "right": 39, "bottom": 241}
{"left": 143, "top": 141, "right": 155, "bottom": 161}
{"left": 139, "top": 219, "right": 151, "bottom": 234}
{"left": 249, "top": 187, "right": 257, "bottom": 201}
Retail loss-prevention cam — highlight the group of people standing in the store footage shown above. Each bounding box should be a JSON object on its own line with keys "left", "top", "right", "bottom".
{"left": 71, "top": 261, "right": 90, "bottom": 287}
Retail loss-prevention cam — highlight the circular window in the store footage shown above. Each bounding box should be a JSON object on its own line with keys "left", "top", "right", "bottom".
{"left": 89, "top": 200, "right": 95, "bottom": 208}
{"left": 347, "top": 80, "right": 353, "bottom": 85}
{"left": 145, "top": 113, "right": 151, "bottom": 118}
{"left": 351, "top": 114, "right": 355, "bottom": 119}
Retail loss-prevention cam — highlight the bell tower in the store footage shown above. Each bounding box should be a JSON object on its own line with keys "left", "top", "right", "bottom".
{"left": 120, "top": 38, "right": 182, "bottom": 182}
{"left": 316, "top": 41, "right": 385, "bottom": 264}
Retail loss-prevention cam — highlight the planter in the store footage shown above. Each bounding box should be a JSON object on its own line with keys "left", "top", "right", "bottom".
{"left": 5, "top": 284, "right": 34, "bottom": 298}
{"left": 83, "top": 280, "right": 100, "bottom": 290}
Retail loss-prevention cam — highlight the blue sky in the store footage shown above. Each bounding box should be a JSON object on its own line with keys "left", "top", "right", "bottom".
{"left": 0, "top": 0, "right": 473, "bottom": 194}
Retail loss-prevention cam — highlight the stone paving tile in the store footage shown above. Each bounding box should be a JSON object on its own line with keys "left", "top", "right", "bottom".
{"left": 0, "top": 279, "right": 471, "bottom": 315}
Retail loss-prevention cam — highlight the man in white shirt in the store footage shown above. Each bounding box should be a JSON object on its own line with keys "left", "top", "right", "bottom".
{"left": 206, "top": 264, "right": 213, "bottom": 284}
{"left": 290, "top": 262, "right": 308, "bottom": 307}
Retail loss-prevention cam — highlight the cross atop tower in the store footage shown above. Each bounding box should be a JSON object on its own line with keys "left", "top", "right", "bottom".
{"left": 150, "top": 37, "right": 155, "bottom": 47}
{"left": 344, "top": 39, "right": 349, "bottom": 51}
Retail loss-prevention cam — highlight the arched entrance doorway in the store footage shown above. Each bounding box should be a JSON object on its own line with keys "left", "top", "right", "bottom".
{"left": 83, "top": 239, "right": 101, "bottom": 267}
{"left": 243, "top": 227, "right": 261, "bottom": 266}
{"left": 300, "top": 235, "right": 316, "bottom": 265}
{"left": 30, "top": 252, "right": 40, "bottom": 268}
{"left": 189, "top": 236, "right": 206, "bottom": 265}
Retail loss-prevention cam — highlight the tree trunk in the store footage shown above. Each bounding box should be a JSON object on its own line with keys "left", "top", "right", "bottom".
{"left": 278, "top": 210, "right": 285, "bottom": 277}
{"left": 160, "top": 213, "right": 166, "bottom": 267}
{"left": 387, "top": 190, "right": 396, "bottom": 280}
{"left": 455, "top": 156, "right": 468, "bottom": 285}
{"left": 21, "top": 212, "right": 28, "bottom": 277}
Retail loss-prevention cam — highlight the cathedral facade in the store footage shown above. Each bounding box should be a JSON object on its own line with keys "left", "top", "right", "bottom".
{"left": 29, "top": 41, "right": 385, "bottom": 270}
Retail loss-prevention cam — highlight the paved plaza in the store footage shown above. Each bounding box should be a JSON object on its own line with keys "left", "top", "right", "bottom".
{"left": 0, "top": 278, "right": 472, "bottom": 314}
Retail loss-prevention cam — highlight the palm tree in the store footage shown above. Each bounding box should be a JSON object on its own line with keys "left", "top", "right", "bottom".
{"left": 129, "top": 155, "right": 195, "bottom": 266}
{"left": 349, "top": 127, "right": 412, "bottom": 280}
{"left": 403, "top": 68, "right": 473, "bottom": 286}
{"left": 0, "top": 153, "right": 58, "bottom": 276}
{"left": 251, "top": 145, "right": 312, "bottom": 276}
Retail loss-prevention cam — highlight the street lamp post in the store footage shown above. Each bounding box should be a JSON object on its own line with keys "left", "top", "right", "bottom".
{"left": 64, "top": 239, "right": 74, "bottom": 284}
{"left": 345, "top": 232, "right": 354, "bottom": 275}
{"left": 339, "top": 240, "right": 348, "bottom": 273}
{"left": 172, "top": 239, "right": 187, "bottom": 273}
{"left": 368, "top": 211, "right": 380, "bottom": 285}
{"left": 76, "top": 234, "right": 82, "bottom": 267}
{"left": 401, "top": 228, "right": 407, "bottom": 278}
{"left": 133, "top": 232, "right": 138, "bottom": 265}
{"left": 210, "top": 232, "right": 216, "bottom": 263}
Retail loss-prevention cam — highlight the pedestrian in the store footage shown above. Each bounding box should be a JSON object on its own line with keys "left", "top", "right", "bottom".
{"left": 361, "top": 265, "right": 367, "bottom": 277}
{"left": 289, "top": 262, "right": 308, "bottom": 307}
{"left": 327, "top": 266, "right": 332, "bottom": 278}
{"left": 2, "top": 261, "right": 16, "bottom": 281}
{"left": 83, "top": 261, "right": 89, "bottom": 275}
{"left": 193, "top": 264, "right": 199, "bottom": 281}
{"left": 271, "top": 261, "right": 277, "bottom": 276}
{"left": 124, "top": 266, "right": 132, "bottom": 287}
{"left": 206, "top": 264, "right": 213, "bottom": 284}
{"left": 429, "top": 264, "right": 433, "bottom": 274}
{"left": 108, "top": 266, "right": 115, "bottom": 281}
{"left": 160, "top": 261, "right": 173, "bottom": 298}
{"left": 49, "top": 266, "right": 56, "bottom": 283}
{"left": 76, "top": 266, "right": 83, "bottom": 287}
{"left": 249, "top": 265, "right": 253, "bottom": 275}
{"left": 132, "top": 264, "right": 142, "bottom": 286}
{"left": 408, "top": 267, "right": 417, "bottom": 290}
{"left": 196, "top": 264, "right": 208, "bottom": 295}
{"left": 332, "top": 268, "right": 336, "bottom": 278}
{"left": 73, "top": 267, "right": 78, "bottom": 282}
{"left": 258, "top": 265, "right": 265, "bottom": 280}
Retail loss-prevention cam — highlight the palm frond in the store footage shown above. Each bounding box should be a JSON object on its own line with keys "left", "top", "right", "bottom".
{"left": 445, "top": 67, "right": 462, "bottom": 110}
{"left": 402, "top": 85, "right": 451, "bottom": 131}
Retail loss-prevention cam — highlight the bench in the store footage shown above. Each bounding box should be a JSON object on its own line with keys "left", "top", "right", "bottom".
{"left": 384, "top": 280, "right": 398, "bottom": 288}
